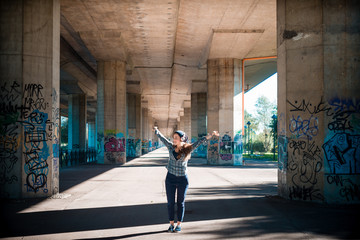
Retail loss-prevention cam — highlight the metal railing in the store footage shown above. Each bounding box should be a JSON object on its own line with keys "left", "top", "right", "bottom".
{"left": 60, "top": 148, "right": 97, "bottom": 168}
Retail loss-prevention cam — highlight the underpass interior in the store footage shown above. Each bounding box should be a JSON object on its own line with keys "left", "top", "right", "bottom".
{"left": 1, "top": 0, "right": 360, "bottom": 239}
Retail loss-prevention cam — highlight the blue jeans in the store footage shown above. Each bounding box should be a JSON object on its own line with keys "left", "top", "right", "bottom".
{"left": 165, "top": 172, "right": 189, "bottom": 222}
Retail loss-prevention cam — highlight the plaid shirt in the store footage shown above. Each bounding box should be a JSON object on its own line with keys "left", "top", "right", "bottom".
{"left": 155, "top": 129, "right": 208, "bottom": 176}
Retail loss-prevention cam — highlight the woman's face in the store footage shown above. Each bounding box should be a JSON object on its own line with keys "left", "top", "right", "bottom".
{"left": 173, "top": 133, "right": 181, "bottom": 146}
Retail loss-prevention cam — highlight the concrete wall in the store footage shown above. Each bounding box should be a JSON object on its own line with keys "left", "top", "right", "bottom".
{"left": 0, "top": 0, "right": 60, "bottom": 198}
{"left": 277, "top": 0, "right": 360, "bottom": 203}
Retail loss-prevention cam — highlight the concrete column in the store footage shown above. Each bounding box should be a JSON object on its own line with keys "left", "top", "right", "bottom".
{"left": 207, "top": 58, "right": 243, "bottom": 165}
{"left": 127, "top": 93, "right": 142, "bottom": 157}
{"left": 179, "top": 110, "right": 185, "bottom": 131}
{"left": 148, "top": 112, "right": 154, "bottom": 150}
{"left": 141, "top": 106, "right": 149, "bottom": 154}
{"left": 88, "top": 120, "right": 96, "bottom": 149}
{"left": 0, "top": 0, "right": 60, "bottom": 198}
{"left": 191, "top": 93, "right": 207, "bottom": 157}
{"left": 183, "top": 107, "right": 191, "bottom": 138}
{"left": 277, "top": 0, "right": 360, "bottom": 203}
{"left": 68, "top": 94, "right": 87, "bottom": 150}
{"left": 97, "top": 61, "right": 127, "bottom": 164}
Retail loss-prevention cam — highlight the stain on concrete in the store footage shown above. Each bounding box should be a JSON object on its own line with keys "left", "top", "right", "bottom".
{"left": 283, "top": 30, "right": 298, "bottom": 39}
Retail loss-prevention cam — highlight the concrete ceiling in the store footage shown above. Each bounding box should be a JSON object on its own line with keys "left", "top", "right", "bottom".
{"left": 60, "top": 0, "right": 276, "bottom": 136}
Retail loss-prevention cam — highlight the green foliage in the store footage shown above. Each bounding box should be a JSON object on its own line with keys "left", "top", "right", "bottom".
{"left": 254, "top": 95, "right": 276, "bottom": 152}
{"left": 255, "top": 96, "right": 275, "bottom": 131}
{"left": 252, "top": 140, "right": 265, "bottom": 152}
{"left": 243, "top": 153, "right": 278, "bottom": 161}
{"left": 244, "top": 110, "right": 259, "bottom": 132}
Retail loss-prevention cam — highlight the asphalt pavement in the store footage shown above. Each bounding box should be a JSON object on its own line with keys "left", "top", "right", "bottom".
{"left": 1, "top": 147, "right": 359, "bottom": 239}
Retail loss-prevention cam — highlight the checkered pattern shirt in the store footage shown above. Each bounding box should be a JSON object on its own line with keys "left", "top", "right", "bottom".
{"left": 155, "top": 129, "right": 208, "bottom": 176}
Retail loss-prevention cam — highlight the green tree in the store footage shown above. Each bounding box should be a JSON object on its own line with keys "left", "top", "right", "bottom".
{"left": 269, "top": 113, "right": 278, "bottom": 153}
{"left": 244, "top": 110, "right": 259, "bottom": 153}
{"left": 255, "top": 96, "right": 276, "bottom": 152}
{"left": 244, "top": 110, "right": 259, "bottom": 132}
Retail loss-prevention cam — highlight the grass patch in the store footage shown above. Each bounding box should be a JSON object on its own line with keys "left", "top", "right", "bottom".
{"left": 243, "top": 153, "right": 278, "bottom": 161}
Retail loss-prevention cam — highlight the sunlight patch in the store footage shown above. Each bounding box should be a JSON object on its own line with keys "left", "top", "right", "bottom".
{"left": 48, "top": 193, "right": 72, "bottom": 199}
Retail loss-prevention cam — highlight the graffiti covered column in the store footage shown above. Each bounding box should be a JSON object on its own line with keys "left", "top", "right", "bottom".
{"left": 127, "top": 93, "right": 142, "bottom": 157}
{"left": 68, "top": 94, "right": 87, "bottom": 150}
{"left": 277, "top": 0, "right": 360, "bottom": 203}
{"left": 207, "top": 59, "right": 243, "bottom": 165}
{"left": 97, "top": 61, "right": 127, "bottom": 164}
{"left": 191, "top": 92, "right": 207, "bottom": 158}
{"left": 148, "top": 111, "right": 155, "bottom": 150}
{"left": 0, "top": 0, "right": 60, "bottom": 198}
{"left": 87, "top": 114, "right": 96, "bottom": 149}
{"left": 141, "top": 102, "right": 149, "bottom": 154}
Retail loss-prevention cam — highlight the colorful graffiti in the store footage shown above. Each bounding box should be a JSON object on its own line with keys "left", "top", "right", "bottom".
{"left": 233, "top": 134, "right": 243, "bottom": 155}
{"left": 219, "top": 134, "right": 233, "bottom": 161}
{"left": 127, "top": 138, "right": 141, "bottom": 157}
{"left": 142, "top": 140, "right": 149, "bottom": 154}
{"left": 278, "top": 135, "right": 288, "bottom": 172}
{"left": 286, "top": 98, "right": 325, "bottom": 201}
{"left": 208, "top": 137, "right": 219, "bottom": 165}
{"left": 233, "top": 134, "right": 243, "bottom": 165}
{"left": 327, "top": 97, "right": 360, "bottom": 132}
{"left": 286, "top": 96, "right": 360, "bottom": 203}
{"left": 287, "top": 137, "right": 324, "bottom": 201}
{"left": 289, "top": 115, "right": 319, "bottom": 140}
{"left": 23, "top": 109, "right": 51, "bottom": 193}
{"left": 326, "top": 175, "right": 360, "bottom": 201}
{"left": 0, "top": 81, "right": 22, "bottom": 192}
{"left": 97, "top": 132, "right": 104, "bottom": 155}
{"left": 102, "top": 131, "right": 126, "bottom": 164}
{"left": 323, "top": 97, "right": 360, "bottom": 202}
{"left": 0, "top": 81, "right": 59, "bottom": 196}
{"left": 323, "top": 133, "right": 360, "bottom": 174}
{"left": 105, "top": 137, "right": 125, "bottom": 152}
{"left": 191, "top": 135, "right": 207, "bottom": 158}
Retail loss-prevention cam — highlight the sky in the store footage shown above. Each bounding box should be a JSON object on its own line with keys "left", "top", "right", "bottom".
{"left": 245, "top": 73, "right": 277, "bottom": 116}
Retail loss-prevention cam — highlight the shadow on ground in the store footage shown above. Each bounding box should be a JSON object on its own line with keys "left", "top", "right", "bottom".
{"left": 1, "top": 184, "right": 359, "bottom": 239}
{"left": 1, "top": 150, "right": 359, "bottom": 239}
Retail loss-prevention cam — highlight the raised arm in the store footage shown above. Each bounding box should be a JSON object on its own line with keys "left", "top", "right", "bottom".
{"left": 153, "top": 127, "right": 173, "bottom": 149}
{"left": 191, "top": 131, "right": 219, "bottom": 152}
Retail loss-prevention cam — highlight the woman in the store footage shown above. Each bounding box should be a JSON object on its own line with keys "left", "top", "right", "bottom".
{"left": 153, "top": 127, "right": 219, "bottom": 233}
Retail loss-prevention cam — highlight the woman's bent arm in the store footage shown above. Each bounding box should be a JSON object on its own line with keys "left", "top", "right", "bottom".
{"left": 191, "top": 131, "right": 219, "bottom": 152}
{"left": 191, "top": 136, "right": 208, "bottom": 152}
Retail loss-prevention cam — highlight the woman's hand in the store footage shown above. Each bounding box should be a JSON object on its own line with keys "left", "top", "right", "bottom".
{"left": 211, "top": 131, "right": 219, "bottom": 138}
{"left": 206, "top": 131, "right": 219, "bottom": 140}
